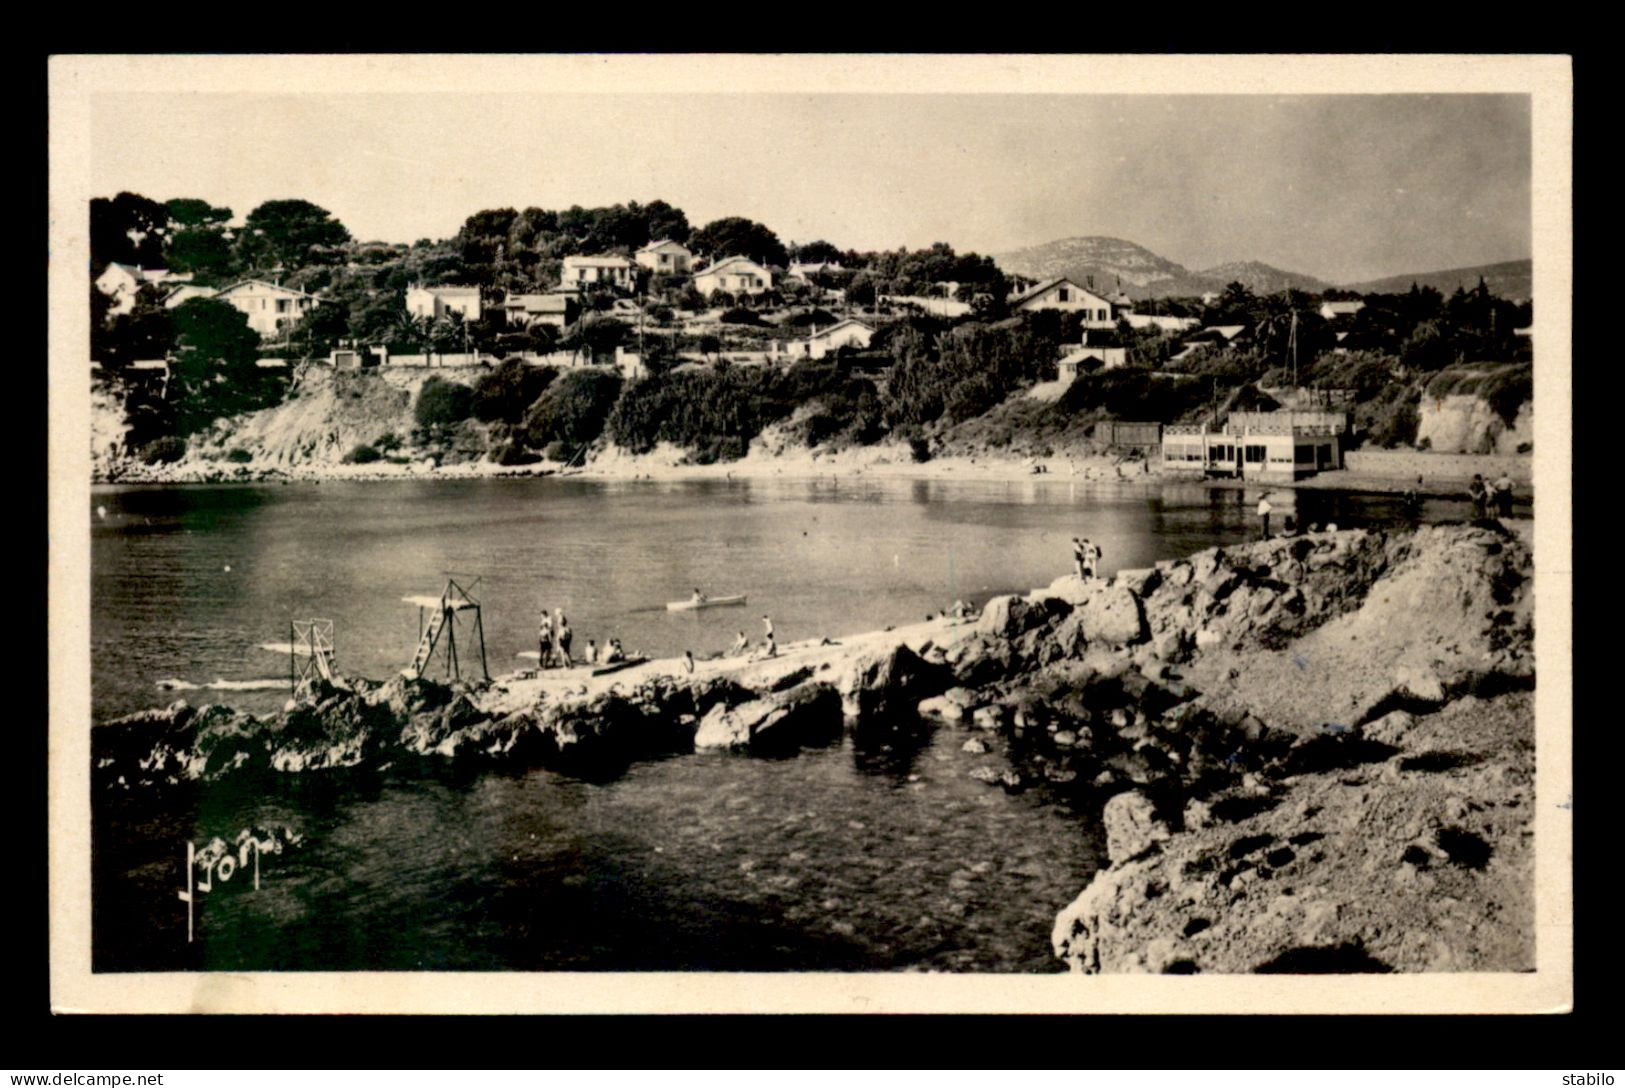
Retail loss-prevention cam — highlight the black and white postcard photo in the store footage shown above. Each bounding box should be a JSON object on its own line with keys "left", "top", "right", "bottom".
{"left": 47, "top": 53, "right": 1572, "bottom": 1015}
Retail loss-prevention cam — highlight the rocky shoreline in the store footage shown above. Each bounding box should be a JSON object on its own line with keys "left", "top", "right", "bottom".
{"left": 93, "top": 520, "right": 1536, "bottom": 973}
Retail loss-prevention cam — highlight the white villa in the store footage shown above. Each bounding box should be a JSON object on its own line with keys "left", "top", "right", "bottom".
{"left": 561, "top": 255, "right": 636, "bottom": 290}
{"left": 779, "top": 318, "right": 875, "bottom": 360}
{"left": 692, "top": 256, "right": 775, "bottom": 298}
{"left": 1010, "top": 277, "right": 1116, "bottom": 327}
{"left": 635, "top": 240, "right": 693, "bottom": 276}
{"left": 212, "top": 280, "right": 322, "bottom": 338}
{"left": 406, "top": 284, "right": 483, "bottom": 323}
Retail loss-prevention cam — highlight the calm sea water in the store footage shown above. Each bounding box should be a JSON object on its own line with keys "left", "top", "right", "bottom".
{"left": 89, "top": 475, "right": 1448, "bottom": 972}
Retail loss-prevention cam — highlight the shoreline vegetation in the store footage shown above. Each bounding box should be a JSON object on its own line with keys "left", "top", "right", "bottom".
{"left": 95, "top": 519, "right": 1536, "bottom": 974}
{"left": 91, "top": 193, "right": 1536, "bottom": 510}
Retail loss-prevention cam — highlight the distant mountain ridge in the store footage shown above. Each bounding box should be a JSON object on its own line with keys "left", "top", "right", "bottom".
{"left": 1196, "top": 260, "right": 1329, "bottom": 296}
{"left": 993, "top": 236, "right": 1532, "bottom": 302}
{"left": 1339, "top": 259, "right": 1532, "bottom": 300}
{"left": 993, "top": 237, "right": 1326, "bottom": 300}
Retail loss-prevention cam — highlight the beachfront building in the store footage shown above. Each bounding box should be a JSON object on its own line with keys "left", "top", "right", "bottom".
{"left": 561, "top": 255, "right": 636, "bottom": 291}
{"left": 212, "top": 279, "right": 322, "bottom": 339}
{"left": 406, "top": 284, "right": 483, "bottom": 323}
{"left": 1010, "top": 277, "right": 1116, "bottom": 327}
{"left": 1161, "top": 410, "right": 1347, "bottom": 482}
{"left": 635, "top": 240, "right": 693, "bottom": 276}
{"left": 1095, "top": 420, "right": 1163, "bottom": 454}
{"left": 499, "top": 292, "right": 579, "bottom": 330}
{"left": 692, "top": 256, "right": 775, "bottom": 298}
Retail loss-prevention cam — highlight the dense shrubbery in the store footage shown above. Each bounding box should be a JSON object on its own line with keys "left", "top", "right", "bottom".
{"left": 522, "top": 368, "right": 624, "bottom": 451}
{"left": 1057, "top": 370, "right": 1211, "bottom": 423}
{"left": 606, "top": 367, "right": 770, "bottom": 457}
{"left": 343, "top": 443, "right": 382, "bottom": 464}
{"left": 885, "top": 318, "right": 1061, "bottom": 428}
{"left": 414, "top": 375, "right": 475, "bottom": 428}
{"left": 490, "top": 441, "right": 541, "bottom": 466}
{"left": 471, "top": 360, "right": 557, "bottom": 423}
{"left": 138, "top": 436, "right": 187, "bottom": 464}
{"left": 1357, "top": 382, "right": 1420, "bottom": 448}
{"left": 226, "top": 448, "right": 253, "bottom": 463}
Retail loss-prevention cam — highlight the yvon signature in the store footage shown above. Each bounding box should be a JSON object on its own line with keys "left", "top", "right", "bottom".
{"left": 177, "top": 826, "right": 303, "bottom": 942}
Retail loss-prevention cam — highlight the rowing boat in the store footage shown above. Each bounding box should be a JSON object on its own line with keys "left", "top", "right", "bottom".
{"left": 665, "top": 594, "right": 747, "bottom": 612}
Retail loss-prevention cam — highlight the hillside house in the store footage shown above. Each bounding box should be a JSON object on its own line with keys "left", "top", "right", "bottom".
{"left": 95, "top": 263, "right": 193, "bottom": 315}
{"left": 1010, "top": 277, "right": 1116, "bottom": 327}
{"left": 561, "top": 255, "right": 636, "bottom": 290}
{"left": 692, "top": 256, "right": 775, "bottom": 298}
{"left": 779, "top": 318, "right": 876, "bottom": 360}
{"left": 1057, "top": 343, "right": 1129, "bottom": 380}
{"left": 1123, "top": 312, "right": 1199, "bottom": 333}
{"left": 500, "top": 293, "right": 580, "bottom": 330}
{"left": 406, "top": 284, "right": 483, "bottom": 322}
{"left": 788, "top": 260, "right": 845, "bottom": 281}
{"left": 635, "top": 240, "right": 693, "bottom": 276}
{"left": 212, "top": 280, "right": 322, "bottom": 338}
{"left": 1318, "top": 300, "right": 1366, "bottom": 321}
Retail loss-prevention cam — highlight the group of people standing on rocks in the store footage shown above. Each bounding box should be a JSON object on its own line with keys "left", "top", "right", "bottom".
{"left": 536, "top": 608, "right": 574, "bottom": 668}
{"left": 1072, "top": 536, "right": 1103, "bottom": 581}
{"left": 536, "top": 607, "right": 625, "bottom": 671}
{"left": 1469, "top": 473, "right": 1517, "bottom": 519}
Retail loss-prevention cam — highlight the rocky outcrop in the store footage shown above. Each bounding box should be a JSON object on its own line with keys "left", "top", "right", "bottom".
{"left": 694, "top": 682, "right": 843, "bottom": 753}
{"left": 1051, "top": 691, "right": 1534, "bottom": 974}
{"left": 1047, "top": 522, "right": 1536, "bottom": 975}
{"left": 837, "top": 643, "right": 955, "bottom": 722}
{"left": 92, "top": 521, "right": 1538, "bottom": 975}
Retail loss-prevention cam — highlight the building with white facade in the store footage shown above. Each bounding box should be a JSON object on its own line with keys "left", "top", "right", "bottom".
{"left": 692, "top": 256, "right": 775, "bottom": 297}
{"left": 406, "top": 284, "right": 483, "bottom": 322}
{"left": 635, "top": 240, "right": 693, "bottom": 276}
{"left": 212, "top": 280, "right": 322, "bottom": 338}
{"left": 561, "top": 255, "right": 636, "bottom": 290}
{"left": 1010, "top": 277, "right": 1116, "bottom": 326}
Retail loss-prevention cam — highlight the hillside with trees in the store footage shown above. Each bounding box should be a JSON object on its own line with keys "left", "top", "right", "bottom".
{"left": 89, "top": 188, "right": 1535, "bottom": 473}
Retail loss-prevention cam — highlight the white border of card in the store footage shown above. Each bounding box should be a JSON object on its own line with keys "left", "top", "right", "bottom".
{"left": 48, "top": 53, "right": 1573, "bottom": 1014}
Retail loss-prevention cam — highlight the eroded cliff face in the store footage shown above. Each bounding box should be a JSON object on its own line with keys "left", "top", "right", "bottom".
{"left": 93, "top": 521, "right": 1537, "bottom": 973}
{"left": 1416, "top": 393, "right": 1533, "bottom": 455}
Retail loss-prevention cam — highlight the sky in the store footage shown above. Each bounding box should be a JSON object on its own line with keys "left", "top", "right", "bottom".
{"left": 91, "top": 90, "right": 1531, "bottom": 286}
